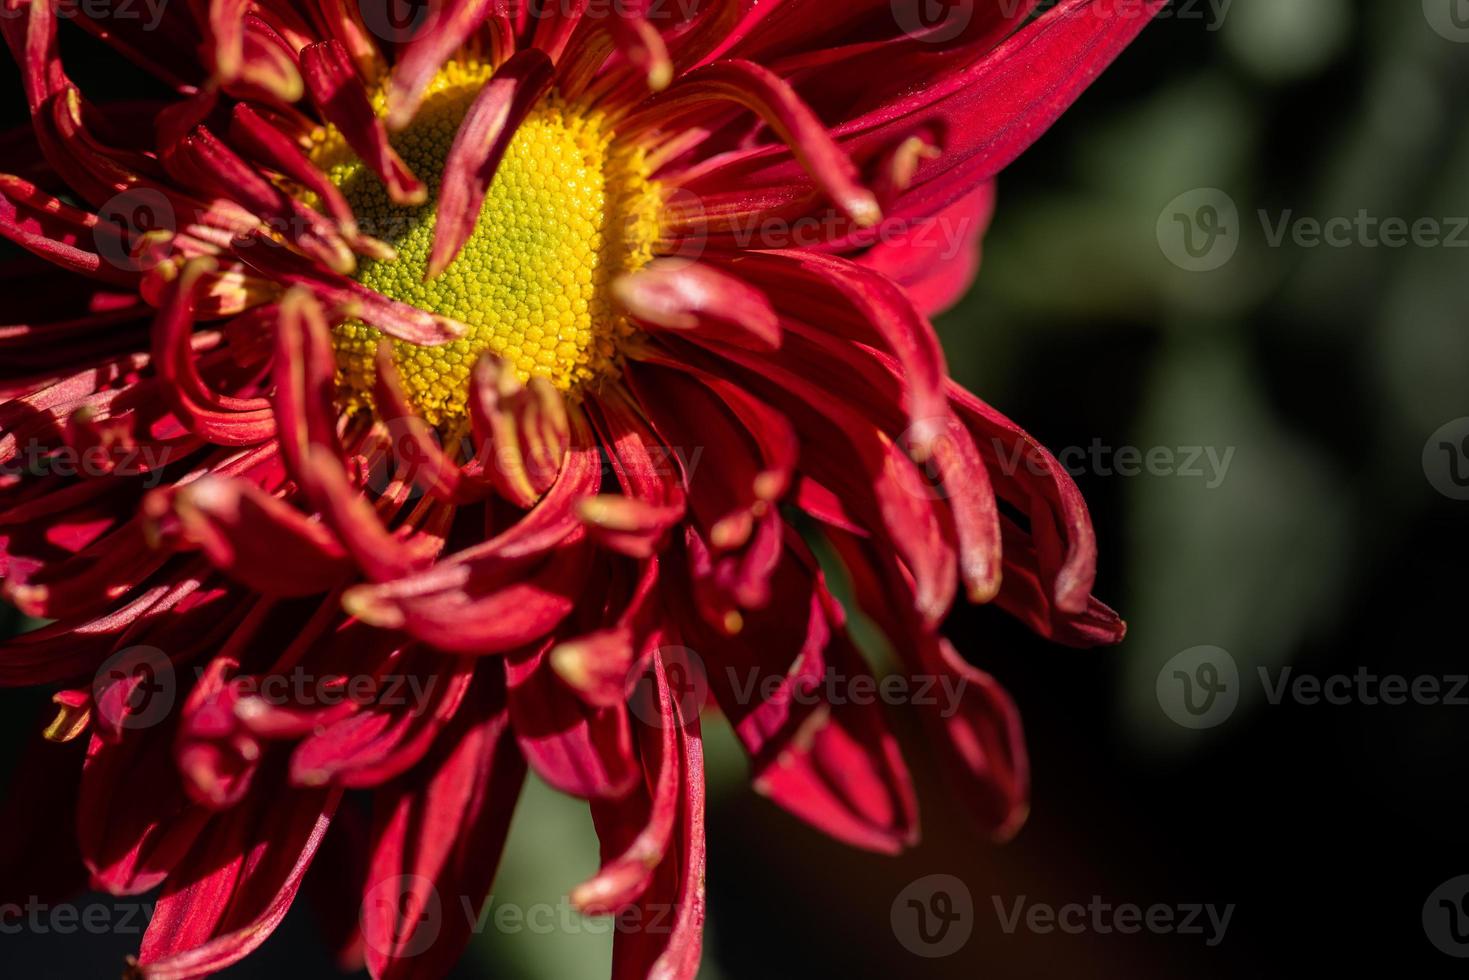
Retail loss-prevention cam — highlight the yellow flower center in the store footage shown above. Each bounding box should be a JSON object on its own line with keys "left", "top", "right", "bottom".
{"left": 314, "top": 60, "right": 662, "bottom": 425}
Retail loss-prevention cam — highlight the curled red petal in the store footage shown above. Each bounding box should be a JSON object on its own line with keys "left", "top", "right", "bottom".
{"left": 133, "top": 785, "right": 340, "bottom": 980}
{"left": 240, "top": 239, "right": 464, "bottom": 346}
{"left": 506, "top": 637, "right": 640, "bottom": 799}
{"left": 157, "top": 476, "right": 353, "bottom": 597}
{"left": 712, "top": 249, "right": 950, "bottom": 447}
{"left": 361, "top": 669, "right": 526, "bottom": 979}
{"left": 385, "top": 0, "right": 504, "bottom": 129}
{"left": 428, "top": 48, "right": 555, "bottom": 279}
{"left": 573, "top": 651, "right": 681, "bottom": 913}
{"left": 608, "top": 658, "right": 706, "bottom": 980}
{"left": 300, "top": 40, "right": 425, "bottom": 206}
{"left": 629, "top": 59, "right": 880, "bottom": 228}
{"left": 613, "top": 259, "right": 780, "bottom": 351}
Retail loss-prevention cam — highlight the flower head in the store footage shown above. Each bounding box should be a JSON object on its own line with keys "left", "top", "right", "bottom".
{"left": 0, "top": 1, "right": 1159, "bottom": 976}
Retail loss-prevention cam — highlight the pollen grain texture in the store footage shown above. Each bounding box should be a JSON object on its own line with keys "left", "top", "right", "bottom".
{"left": 314, "top": 61, "right": 663, "bottom": 425}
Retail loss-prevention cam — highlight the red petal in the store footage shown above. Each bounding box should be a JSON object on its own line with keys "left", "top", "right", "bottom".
{"left": 629, "top": 59, "right": 879, "bottom": 227}
{"left": 608, "top": 657, "right": 706, "bottom": 980}
{"left": 573, "top": 651, "right": 682, "bottom": 912}
{"left": 385, "top": 0, "right": 505, "bottom": 129}
{"left": 160, "top": 476, "right": 353, "bottom": 596}
{"left": 427, "top": 48, "right": 555, "bottom": 278}
{"left": 134, "top": 783, "right": 340, "bottom": 979}
{"left": 361, "top": 670, "right": 526, "bottom": 979}
{"left": 300, "top": 40, "right": 426, "bottom": 206}
{"left": 613, "top": 259, "right": 780, "bottom": 350}
{"left": 506, "top": 638, "right": 640, "bottom": 799}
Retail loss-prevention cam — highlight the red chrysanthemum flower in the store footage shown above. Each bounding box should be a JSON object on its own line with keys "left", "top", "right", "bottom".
{"left": 0, "top": 1, "right": 1160, "bottom": 976}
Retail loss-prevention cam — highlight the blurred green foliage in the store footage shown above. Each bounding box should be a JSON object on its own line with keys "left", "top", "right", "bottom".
{"left": 940, "top": 0, "right": 1469, "bottom": 757}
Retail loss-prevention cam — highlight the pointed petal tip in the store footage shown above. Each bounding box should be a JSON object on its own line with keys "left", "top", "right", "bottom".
{"left": 846, "top": 191, "right": 883, "bottom": 229}
{"left": 648, "top": 61, "right": 675, "bottom": 92}
{"left": 2, "top": 582, "right": 46, "bottom": 617}
{"left": 966, "top": 572, "right": 1003, "bottom": 606}
{"left": 991, "top": 802, "right": 1030, "bottom": 844}
{"left": 341, "top": 585, "right": 405, "bottom": 630}
{"left": 424, "top": 243, "right": 457, "bottom": 282}
{"left": 431, "top": 313, "right": 470, "bottom": 343}
{"left": 384, "top": 95, "right": 416, "bottom": 134}
{"left": 548, "top": 641, "right": 592, "bottom": 691}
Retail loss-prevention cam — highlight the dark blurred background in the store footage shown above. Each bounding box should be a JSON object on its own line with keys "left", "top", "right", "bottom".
{"left": 5, "top": 0, "right": 1469, "bottom": 976}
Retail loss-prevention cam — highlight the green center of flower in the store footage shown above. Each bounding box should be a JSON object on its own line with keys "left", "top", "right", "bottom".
{"left": 315, "top": 61, "right": 662, "bottom": 424}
